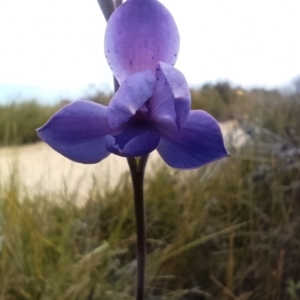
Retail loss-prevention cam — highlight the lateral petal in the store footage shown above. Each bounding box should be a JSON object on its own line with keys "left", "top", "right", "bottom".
{"left": 150, "top": 62, "right": 191, "bottom": 128}
{"left": 105, "top": 124, "right": 160, "bottom": 157}
{"left": 156, "top": 110, "right": 229, "bottom": 169}
{"left": 105, "top": 0, "right": 180, "bottom": 83}
{"left": 37, "top": 100, "right": 113, "bottom": 164}
{"left": 107, "top": 70, "right": 156, "bottom": 129}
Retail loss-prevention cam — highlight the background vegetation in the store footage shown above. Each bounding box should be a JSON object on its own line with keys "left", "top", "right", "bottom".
{"left": 0, "top": 80, "right": 300, "bottom": 299}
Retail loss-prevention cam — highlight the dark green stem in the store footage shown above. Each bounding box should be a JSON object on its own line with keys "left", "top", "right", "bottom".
{"left": 127, "top": 156, "right": 148, "bottom": 300}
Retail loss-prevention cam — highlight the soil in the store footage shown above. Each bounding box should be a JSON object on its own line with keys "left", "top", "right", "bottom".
{"left": 0, "top": 120, "right": 245, "bottom": 197}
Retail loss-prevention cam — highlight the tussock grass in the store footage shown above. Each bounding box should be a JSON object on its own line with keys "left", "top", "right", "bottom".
{"left": 0, "top": 84, "right": 300, "bottom": 299}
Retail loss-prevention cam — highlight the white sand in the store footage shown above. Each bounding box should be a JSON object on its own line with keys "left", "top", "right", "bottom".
{"left": 0, "top": 121, "right": 245, "bottom": 196}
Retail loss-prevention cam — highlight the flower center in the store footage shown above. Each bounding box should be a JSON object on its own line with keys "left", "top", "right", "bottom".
{"left": 130, "top": 100, "right": 151, "bottom": 124}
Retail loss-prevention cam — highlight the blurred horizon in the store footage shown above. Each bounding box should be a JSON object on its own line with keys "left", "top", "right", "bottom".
{"left": 1, "top": 0, "right": 299, "bottom": 103}
{"left": 1, "top": 75, "right": 299, "bottom": 104}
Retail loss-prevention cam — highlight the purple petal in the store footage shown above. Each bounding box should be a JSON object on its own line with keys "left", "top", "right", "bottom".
{"left": 105, "top": 124, "right": 160, "bottom": 157}
{"left": 150, "top": 62, "right": 191, "bottom": 128}
{"left": 155, "top": 110, "right": 229, "bottom": 169}
{"left": 105, "top": 0, "right": 180, "bottom": 83}
{"left": 107, "top": 70, "right": 156, "bottom": 129}
{"left": 37, "top": 100, "right": 113, "bottom": 164}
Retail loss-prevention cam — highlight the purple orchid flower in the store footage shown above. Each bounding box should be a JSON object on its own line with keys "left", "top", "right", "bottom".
{"left": 37, "top": 0, "right": 228, "bottom": 169}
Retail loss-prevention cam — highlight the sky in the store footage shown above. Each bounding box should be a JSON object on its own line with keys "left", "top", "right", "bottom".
{"left": 0, "top": 0, "right": 299, "bottom": 103}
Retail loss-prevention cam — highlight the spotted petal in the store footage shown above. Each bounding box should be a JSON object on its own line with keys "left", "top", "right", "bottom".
{"left": 37, "top": 100, "right": 113, "bottom": 164}
{"left": 151, "top": 62, "right": 191, "bottom": 128}
{"left": 105, "top": 0, "right": 180, "bottom": 83}
{"left": 156, "top": 110, "right": 229, "bottom": 169}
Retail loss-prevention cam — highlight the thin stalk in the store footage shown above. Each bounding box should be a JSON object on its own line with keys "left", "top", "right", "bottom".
{"left": 96, "top": 0, "right": 115, "bottom": 21}
{"left": 115, "top": 0, "right": 123, "bottom": 8}
{"left": 97, "top": 2, "right": 143, "bottom": 298}
{"left": 127, "top": 156, "right": 148, "bottom": 300}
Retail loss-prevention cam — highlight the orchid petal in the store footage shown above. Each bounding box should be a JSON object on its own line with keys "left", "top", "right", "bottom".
{"left": 156, "top": 110, "right": 228, "bottom": 169}
{"left": 105, "top": 0, "right": 180, "bottom": 83}
{"left": 159, "top": 62, "right": 191, "bottom": 127}
{"left": 37, "top": 100, "right": 113, "bottom": 164}
{"left": 150, "top": 62, "right": 191, "bottom": 128}
{"left": 107, "top": 70, "right": 156, "bottom": 129}
{"left": 105, "top": 124, "right": 160, "bottom": 157}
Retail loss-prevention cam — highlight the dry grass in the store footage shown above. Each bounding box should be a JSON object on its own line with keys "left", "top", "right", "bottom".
{"left": 0, "top": 84, "right": 300, "bottom": 299}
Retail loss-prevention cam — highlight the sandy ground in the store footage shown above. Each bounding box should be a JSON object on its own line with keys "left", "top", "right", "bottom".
{"left": 0, "top": 121, "right": 246, "bottom": 196}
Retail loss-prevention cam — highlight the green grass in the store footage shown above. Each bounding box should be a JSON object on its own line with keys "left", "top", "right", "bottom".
{"left": 0, "top": 101, "right": 57, "bottom": 146}
{"left": 0, "top": 91, "right": 112, "bottom": 146}
{"left": 0, "top": 84, "right": 300, "bottom": 299}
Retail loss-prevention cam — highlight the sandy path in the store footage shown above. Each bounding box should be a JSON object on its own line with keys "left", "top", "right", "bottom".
{"left": 0, "top": 142, "right": 158, "bottom": 196}
{"left": 0, "top": 121, "right": 245, "bottom": 196}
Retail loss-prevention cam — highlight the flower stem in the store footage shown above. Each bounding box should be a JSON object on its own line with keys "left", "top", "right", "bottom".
{"left": 127, "top": 156, "right": 148, "bottom": 300}
{"left": 96, "top": 0, "right": 115, "bottom": 21}
{"left": 115, "top": 0, "right": 123, "bottom": 8}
